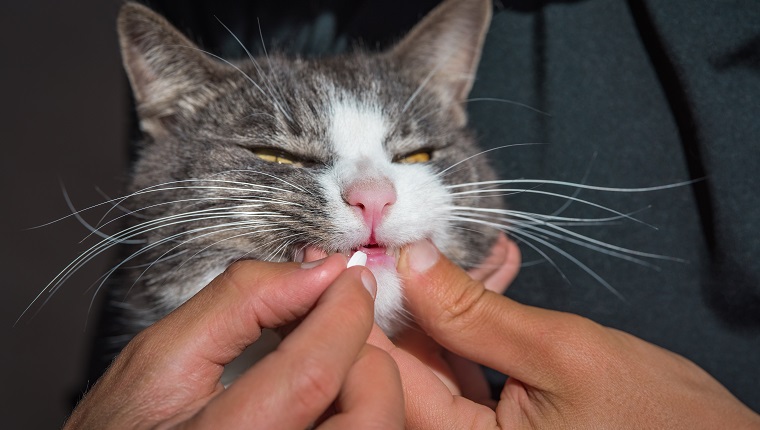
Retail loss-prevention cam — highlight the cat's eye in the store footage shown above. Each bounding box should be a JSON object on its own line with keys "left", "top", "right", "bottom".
{"left": 395, "top": 150, "right": 432, "bottom": 164}
{"left": 250, "top": 148, "right": 304, "bottom": 167}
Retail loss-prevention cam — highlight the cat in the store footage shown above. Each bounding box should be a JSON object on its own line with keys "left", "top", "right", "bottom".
{"left": 78, "top": 0, "right": 499, "bottom": 362}
{"left": 29, "top": 0, "right": 676, "bottom": 377}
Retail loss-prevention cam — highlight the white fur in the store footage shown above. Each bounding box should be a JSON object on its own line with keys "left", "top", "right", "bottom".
{"left": 319, "top": 96, "right": 454, "bottom": 334}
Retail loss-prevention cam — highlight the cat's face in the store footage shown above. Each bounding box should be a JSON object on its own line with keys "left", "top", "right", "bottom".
{"left": 118, "top": 0, "right": 498, "bottom": 334}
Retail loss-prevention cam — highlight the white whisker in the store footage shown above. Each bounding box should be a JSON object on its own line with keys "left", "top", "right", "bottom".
{"left": 447, "top": 178, "right": 698, "bottom": 193}
{"left": 436, "top": 143, "right": 547, "bottom": 179}
{"left": 466, "top": 97, "right": 551, "bottom": 116}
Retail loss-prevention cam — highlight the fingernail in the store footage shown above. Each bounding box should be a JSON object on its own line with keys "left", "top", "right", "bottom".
{"left": 408, "top": 240, "right": 439, "bottom": 273}
{"left": 301, "top": 257, "right": 327, "bottom": 269}
{"left": 361, "top": 270, "right": 377, "bottom": 299}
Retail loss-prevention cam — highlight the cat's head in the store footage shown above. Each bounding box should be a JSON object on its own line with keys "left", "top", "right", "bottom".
{"left": 117, "top": 0, "right": 499, "bottom": 334}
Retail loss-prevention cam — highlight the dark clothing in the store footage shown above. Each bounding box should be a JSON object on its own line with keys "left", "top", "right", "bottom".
{"left": 472, "top": 1, "right": 760, "bottom": 410}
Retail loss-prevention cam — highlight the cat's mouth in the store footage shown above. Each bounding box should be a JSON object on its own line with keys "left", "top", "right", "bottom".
{"left": 353, "top": 244, "right": 398, "bottom": 267}
{"left": 296, "top": 243, "right": 399, "bottom": 269}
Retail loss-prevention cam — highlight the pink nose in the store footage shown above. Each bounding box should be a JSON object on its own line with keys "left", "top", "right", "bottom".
{"left": 345, "top": 180, "right": 397, "bottom": 232}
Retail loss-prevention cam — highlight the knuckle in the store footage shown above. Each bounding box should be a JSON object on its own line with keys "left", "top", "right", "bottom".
{"left": 540, "top": 314, "right": 610, "bottom": 373}
{"left": 221, "top": 259, "right": 279, "bottom": 298}
{"left": 438, "top": 277, "right": 490, "bottom": 329}
{"left": 289, "top": 360, "right": 341, "bottom": 412}
{"left": 124, "top": 326, "right": 155, "bottom": 356}
{"left": 362, "top": 345, "right": 399, "bottom": 375}
{"left": 221, "top": 260, "right": 256, "bottom": 286}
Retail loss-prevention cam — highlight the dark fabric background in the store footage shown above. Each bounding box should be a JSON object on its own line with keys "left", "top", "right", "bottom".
{"left": 116, "top": 0, "right": 760, "bottom": 412}
{"left": 472, "top": 1, "right": 760, "bottom": 410}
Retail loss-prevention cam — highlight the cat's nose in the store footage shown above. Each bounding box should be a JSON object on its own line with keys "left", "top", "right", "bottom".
{"left": 345, "top": 179, "right": 397, "bottom": 231}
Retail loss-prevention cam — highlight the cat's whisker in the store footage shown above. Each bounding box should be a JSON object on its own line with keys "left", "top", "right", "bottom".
{"left": 122, "top": 223, "right": 301, "bottom": 299}
{"left": 447, "top": 178, "right": 697, "bottom": 193}
{"left": 60, "top": 184, "right": 145, "bottom": 245}
{"left": 452, "top": 205, "right": 645, "bottom": 225}
{"left": 516, "top": 228, "right": 625, "bottom": 300}
{"left": 260, "top": 234, "right": 306, "bottom": 262}
{"left": 94, "top": 222, "right": 294, "bottom": 314}
{"left": 94, "top": 186, "right": 150, "bottom": 220}
{"left": 18, "top": 205, "right": 297, "bottom": 324}
{"left": 443, "top": 217, "right": 568, "bottom": 281}
{"left": 451, "top": 187, "right": 655, "bottom": 228}
{"left": 185, "top": 44, "right": 293, "bottom": 122}
{"left": 450, "top": 214, "right": 624, "bottom": 299}
{"left": 120, "top": 249, "right": 190, "bottom": 270}
{"left": 210, "top": 169, "right": 315, "bottom": 196}
{"left": 401, "top": 61, "right": 442, "bottom": 114}
{"left": 213, "top": 17, "right": 294, "bottom": 123}
{"left": 140, "top": 231, "right": 308, "bottom": 305}
{"left": 255, "top": 17, "right": 295, "bottom": 123}
{"left": 97, "top": 217, "right": 294, "bottom": 284}
{"left": 30, "top": 179, "right": 293, "bottom": 232}
{"left": 81, "top": 197, "right": 298, "bottom": 244}
{"left": 91, "top": 178, "right": 300, "bottom": 231}
{"left": 450, "top": 209, "right": 678, "bottom": 264}
{"left": 465, "top": 97, "right": 551, "bottom": 116}
{"left": 436, "top": 143, "right": 547, "bottom": 179}
{"left": 550, "top": 151, "right": 597, "bottom": 217}
{"left": 70, "top": 213, "right": 288, "bottom": 300}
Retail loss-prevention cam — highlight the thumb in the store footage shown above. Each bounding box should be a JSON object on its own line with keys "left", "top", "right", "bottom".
{"left": 398, "top": 239, "right": 563, "bottom": 388}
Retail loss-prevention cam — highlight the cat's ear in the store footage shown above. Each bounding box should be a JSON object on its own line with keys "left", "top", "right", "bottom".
{"left": 388, "top": 0, "right": 491, "bottom": 125}
{"left": 117, "top": 2, "right": 218, "bottom": 133}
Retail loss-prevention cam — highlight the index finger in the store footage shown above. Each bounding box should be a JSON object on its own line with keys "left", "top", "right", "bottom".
{"left": 137, "top": 254, "right": 350, "bottom": 379}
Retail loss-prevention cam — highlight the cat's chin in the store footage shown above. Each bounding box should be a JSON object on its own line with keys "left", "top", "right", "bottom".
{"left": 299, "top": 245, "right": 406, "bottom": 336}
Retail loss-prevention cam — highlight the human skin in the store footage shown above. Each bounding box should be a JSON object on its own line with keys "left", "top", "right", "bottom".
{"left": 369, "top": 238, "right": 760, "bottom": 429}
{"left": 63, "top": 254, "right": 403, "bottom": 430}
{"left": 64, "top": 234, "right": 760, "bottom": 429}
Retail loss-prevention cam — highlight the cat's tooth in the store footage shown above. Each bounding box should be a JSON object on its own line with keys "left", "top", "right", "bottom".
{"left": 293, "top": 248, "right": 305, "bottom": 263}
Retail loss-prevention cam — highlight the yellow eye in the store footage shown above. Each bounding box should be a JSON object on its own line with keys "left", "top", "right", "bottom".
{"left": 251, "top": 149, "right": 302, "bottom": 167}
{"left": 395, "top": 151, "right": 432, "bottom": 164}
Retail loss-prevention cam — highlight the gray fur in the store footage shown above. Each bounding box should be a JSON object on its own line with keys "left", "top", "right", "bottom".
{"left": 111, "top": 0, "right": 499, "bottom": 343}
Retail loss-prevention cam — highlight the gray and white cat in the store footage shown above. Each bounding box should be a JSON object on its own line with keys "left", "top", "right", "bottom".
{"left": 105, "top": 0, "right": 498, "bottom": 344}
{"left": 30, "top": 0, "right": 672, "bottom": 372}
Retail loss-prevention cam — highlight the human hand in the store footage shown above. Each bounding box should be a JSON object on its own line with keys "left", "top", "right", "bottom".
{"left": 386, "top": 233, "right": 520, "bottom": 402}
{"left": 65, "top": 254, "right": 403, "bottom": 429}
{"left": 371, "top": 239, "right": 760, "bottom": 429}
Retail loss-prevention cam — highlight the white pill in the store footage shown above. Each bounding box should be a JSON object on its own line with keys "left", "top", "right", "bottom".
{"left": 347, "top": 251, "right": 367, "bottom": 268}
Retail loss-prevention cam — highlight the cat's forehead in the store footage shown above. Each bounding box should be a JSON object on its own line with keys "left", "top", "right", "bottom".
{"left": 229, "top": 56, "right": 431, "bottom": 152}
{"left": 328, "top": 97, "right": 388, "bottom": 161}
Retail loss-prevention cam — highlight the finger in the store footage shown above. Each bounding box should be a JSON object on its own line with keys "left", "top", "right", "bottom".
{"left": 393, "top": 327, "right": 461, "bottom": 395}
{"left": 191, "top": 266, "right": 378, "bottom": 430}
{"left": 398, "top": 240, "right": 571, "bottom": 389}
{"left": 318, "top": 345, "right": 404, "bottom": 430}
{"left": 370, "top": 323, "right": 490, "bottom": 406}
{"left": 140, "top": 254, "right": 349, "bottom": 369}
{"left": 467, "top": 233, "right": 521, "bottom": 293}
{"left": 443, "top": 351, "right": 493, "bottom": 407}
{"left": 114, "top": 253, "right": 350, "bottom": 407}
{"left": 367, "top": 326, "right": 497, "bottom": 429}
